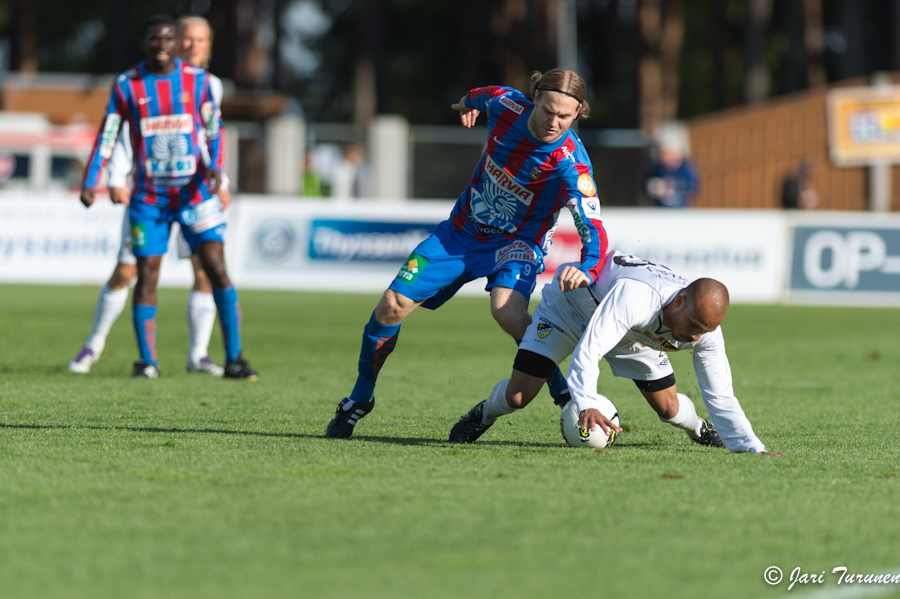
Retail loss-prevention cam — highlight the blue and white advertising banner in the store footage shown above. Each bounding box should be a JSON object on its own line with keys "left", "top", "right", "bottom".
{"left": 788, "top": 212, "right": 900, "bottom": 304}
{"left": 5, "top": 193, "right": 899, "bottom": 306}
{"left": 0, "top": 192, "right": 193, "bottom": 287}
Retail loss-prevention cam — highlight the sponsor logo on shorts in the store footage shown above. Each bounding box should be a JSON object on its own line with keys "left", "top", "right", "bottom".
{"left": 577, "top": 174, "right": 596, "bottom": 197}
{"left": 131, "top": 223, "right": 146, "bottom": 248}
{"left": 537, "top": 323, "right": 552, "bottom": 338}
{"left": 499, "top": 96, "right": 525, "bottom": 114}
{"left": 396, "top": 253, "right": 429, "bottom": 283}
{"left": 99, "top": 114, "right": 122, "bottom": 158}
{"left": 495, "top": 240, "right": 537, "bottom": 269}
{"left": 140, "top": 114, "right": 193, "bottom": 137}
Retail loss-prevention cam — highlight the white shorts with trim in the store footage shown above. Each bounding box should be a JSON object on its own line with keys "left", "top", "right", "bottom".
{"left": 116, "top": 209, "right": 193, "bottom": 264}
{"left": 519, "top": 283, "right": 675, "bottom": 382}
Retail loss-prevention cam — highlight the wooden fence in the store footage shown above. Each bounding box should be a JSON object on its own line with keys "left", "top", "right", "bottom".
{"left": 687, "top": 75, "right": 900, "bottom": 211}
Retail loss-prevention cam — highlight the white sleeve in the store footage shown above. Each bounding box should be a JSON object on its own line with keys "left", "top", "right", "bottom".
{"left": 107, "top": 120, "right": 133, "bottom": 188}
{"left": 568, "top": 279, "right": 661, "bottom": 414}
{"left": 692, "top": 329, "right": 766, "bottom": 453}
{"left": 203, "top": 74, "right": 229, "bottom": 191}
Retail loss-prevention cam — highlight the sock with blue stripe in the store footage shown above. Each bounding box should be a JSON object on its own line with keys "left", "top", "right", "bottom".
{"left": 132, "top": 303, "right": 158, "bottom": 366}
{"left": 213, "top": 286, "right": 242, "bottom": 362}
{"left": 350, "top": 312, "right": 401, "bottom": 403}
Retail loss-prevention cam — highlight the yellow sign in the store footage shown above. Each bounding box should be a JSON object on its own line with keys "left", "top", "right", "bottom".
{"left": 827, "top": 86, "right": 900, "bottom": 166}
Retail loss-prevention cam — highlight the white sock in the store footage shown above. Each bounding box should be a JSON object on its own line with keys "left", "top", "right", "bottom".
{"left": 85, "top": 285, "right": 129, "bottom": 352}
{"left": 187, "top": 291, "right": 217, "bottom": 363}
{"left": 661, "top": 393, "right": 703, "bottom": 439}
{"left": 482, "top": 380, "right": 516, "bottom": 425}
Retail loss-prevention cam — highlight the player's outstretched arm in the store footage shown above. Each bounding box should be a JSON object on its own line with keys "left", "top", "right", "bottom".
{"left": 451, "top": 95, "right": 480, "bottom": 128}
{"left": 80, "top": 187, "right": 96, "bottom": 207}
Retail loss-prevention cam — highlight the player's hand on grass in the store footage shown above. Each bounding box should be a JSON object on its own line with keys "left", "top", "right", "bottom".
{"left": 451, "top": 95, "right": 480, "bottom": 128}
{"left": 109, "top": 187, "right": 130, "bottom": 205}
{"left": 207, "top": 168, "right": 221, "bottom": 195}
{"left": 579, "top": 407, "right": 623, "bottom": 437}
{"left": 80, "top": 187, "right": 96, "bottom": 208}
{"left": 557, "top": 265, "right": 590, "bottom": 292}
{"left": 218, "top": 188, "right": 232, "bottom": 211}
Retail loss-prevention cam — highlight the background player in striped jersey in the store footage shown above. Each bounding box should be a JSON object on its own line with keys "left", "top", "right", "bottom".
{"left": 69, "top": 15, "right": 230, "bottom": 377}
{"left": 80, "top": 15, "right": 256, "bottom": 380}
{"left": 327, "top": 69, "right": 609, "bottom": 438}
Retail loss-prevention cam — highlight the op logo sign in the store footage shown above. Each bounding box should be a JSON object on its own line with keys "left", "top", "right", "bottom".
{"left": 791, "top": 226, "right": 900, "bottom": 292}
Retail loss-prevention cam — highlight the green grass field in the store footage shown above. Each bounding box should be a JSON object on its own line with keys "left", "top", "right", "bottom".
{"left": 1, "top": 284, "right": 900, "bottom": 599}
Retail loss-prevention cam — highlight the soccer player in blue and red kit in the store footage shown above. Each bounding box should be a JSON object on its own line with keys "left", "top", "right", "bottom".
{"left": 327, "top": 68, "right": 609, "bottom": 438}
{"left": 80, "top": 15, "right": 257, "bottom": 380}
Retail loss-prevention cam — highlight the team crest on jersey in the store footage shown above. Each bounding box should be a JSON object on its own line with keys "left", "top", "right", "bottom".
{"left": 530, "top": 167, "right": 542, "bottom": 180}
{"left": 179, "top": 92, "right": 191, "bottom": 103}
{"left": 499, "top": 96, "right": 525, "bottom": 115}
{"left": 537, "top": 323, "right": 552, "bottom": 339}
{"left": 577, "top": 174, "right": 596, "bottom": 196}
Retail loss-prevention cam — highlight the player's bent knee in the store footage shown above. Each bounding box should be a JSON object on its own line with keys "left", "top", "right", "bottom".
{"left": 514, "top": 349, "right": 557, "bottom": 379}
{"left": 633, "top": 374, "right": 676, "bottom": 393}
{"left": 375, "top": 290, "right": 417, "bottom": 324}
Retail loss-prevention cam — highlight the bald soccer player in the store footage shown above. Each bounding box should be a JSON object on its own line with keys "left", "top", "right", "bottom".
{"left": 449, "top": 250, "right": 783, "bottom": 456}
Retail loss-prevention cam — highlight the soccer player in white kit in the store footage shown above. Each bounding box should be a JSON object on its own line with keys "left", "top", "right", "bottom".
{"left": 69, "top": 15, "right": 230, "bottom": 376}
{"left": 449, "top": 250, "right": 784, "bottom": 455}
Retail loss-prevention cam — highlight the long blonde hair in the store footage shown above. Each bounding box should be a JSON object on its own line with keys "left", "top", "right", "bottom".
{"left": 176, "top": 15, "right": 213, "bottom": 69}
{"left": 528, "top": 69, "right": 591, "bottom": 120}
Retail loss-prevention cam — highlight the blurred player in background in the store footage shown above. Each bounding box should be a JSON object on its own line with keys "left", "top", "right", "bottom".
{"left": 449, "top": 250, "right": 783, "bottom": 456}
{"left": 327, "top": 69, "right": 609, "bottom": 439}
{"left": 79, "top": 15, "right": 256, "bottom": 380}
{"left": 69, "top": 15, "right": 237, "bottom": 378}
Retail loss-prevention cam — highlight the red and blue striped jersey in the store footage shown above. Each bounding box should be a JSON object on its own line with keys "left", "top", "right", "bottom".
{"left": 450, "top": 86, "right": 608, "bottom": 284}
{"left": 82, "top": 57, "right": 224, "bottom": 209}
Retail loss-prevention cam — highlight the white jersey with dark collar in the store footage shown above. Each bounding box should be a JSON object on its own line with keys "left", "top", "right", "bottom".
{"left": 566, "top": 251, "right": 765, "bottom": 453}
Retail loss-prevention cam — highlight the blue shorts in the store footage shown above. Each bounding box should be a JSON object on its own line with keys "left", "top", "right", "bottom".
{"left": 129, "top": 197, "right": 226, "bottom": 258}
{"left": 388, "top": 220, "right": 545, "bottom": 310}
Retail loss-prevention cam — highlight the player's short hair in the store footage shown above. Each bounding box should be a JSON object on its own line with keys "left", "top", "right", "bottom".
{"left": 528, "top": 69, "right": 591, "bottom": 120}
{"left": 144, "top": 14, "right": 177, "bottom": 35}
{"left": 176, "top": 14, "right": 214, "bottom": 68}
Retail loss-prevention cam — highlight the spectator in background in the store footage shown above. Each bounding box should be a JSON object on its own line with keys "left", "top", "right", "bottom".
{"left": 645, "top": 138, "right": 700, "bottom": 208}
{"left": 331, "top": 142, "right": 368, "bottom": 199}
{"left": 781, "top": 157, "right": 819, "bottom": 210}
{"left": 302, "top": 152, "right": 323, "bottom": 197}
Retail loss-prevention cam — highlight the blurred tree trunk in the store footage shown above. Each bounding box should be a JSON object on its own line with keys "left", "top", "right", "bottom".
{"left": 743, "top": 0, "right": 772, "bottom": 103}
{"left": 10, "top": 0, "right": 37, "bottom": 73}
{"left": 638, "top": 0, "right": 685, "bottom": 132}
{"left": 354, "top": 0, "right": 385, "bottom": 127}
{"left": 803, "top": 0, "right": 826, "bottom": 87}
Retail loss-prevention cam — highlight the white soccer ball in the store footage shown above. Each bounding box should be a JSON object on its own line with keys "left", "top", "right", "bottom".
{"left": 559, "top": 395, "right": 620, "bottom": 449}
